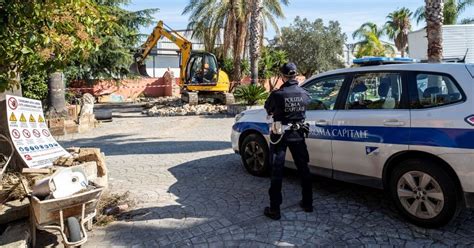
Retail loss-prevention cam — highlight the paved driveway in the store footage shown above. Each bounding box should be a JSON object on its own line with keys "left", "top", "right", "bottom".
{"left": 53, "top": 114, "right": 474, "bottom": 247}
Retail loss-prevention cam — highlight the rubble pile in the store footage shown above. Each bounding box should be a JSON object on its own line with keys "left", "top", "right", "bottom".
{"left": 95, "top": 191, "right": 134, "bottom": 226}
{"left": 143, "top": 97, "right": 227, "bottom": 117}
{"left": 0, "top": 147, "right": 108, "bottom": 204}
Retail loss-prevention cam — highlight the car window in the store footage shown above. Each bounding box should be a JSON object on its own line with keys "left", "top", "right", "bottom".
{"left": 345, "top": 72, "right": 402, "bottom": 110}
{"left": 303, "top": 76, "right": 344, "bottom": 110}
{"left": 411, "top": 73, "right": 463, "bottom": 109}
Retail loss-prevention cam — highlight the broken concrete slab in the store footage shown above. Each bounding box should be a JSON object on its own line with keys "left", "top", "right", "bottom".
{"left": 0, "top": 220, "right": 30, "bottom": 248}
{"left": 77, "top": 148, "right": 107, "bottom": 177}
{"left": 0, "top": 200, "right": 29, "bottom": 226}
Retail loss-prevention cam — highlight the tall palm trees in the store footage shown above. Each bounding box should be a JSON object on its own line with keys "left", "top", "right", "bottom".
{"left": 415, "top": 0, "right": 473, "bottom": 24}
{"left": 352, "top": 22, "right": 395, "bottom": 58}
{"left": 385, "top": 8, "right": 413, "bottom": 57}
{"left": 182, "top": 0, "right": 288, "bottom": 81}
{"left": 425, "top": 0, "right": 444, "bottom": 62}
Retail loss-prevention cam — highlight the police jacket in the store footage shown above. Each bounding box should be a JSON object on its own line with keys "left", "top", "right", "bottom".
{"left": 264, "top": 79, "right": 311, "bottom": 124}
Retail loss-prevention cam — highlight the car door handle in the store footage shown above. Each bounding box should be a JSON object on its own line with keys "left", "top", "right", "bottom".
{"left": 383, "top": 120, "right": 405, "bottom": 127}
{"left": 316, "top": 120, "right": 328, "bottom": 126}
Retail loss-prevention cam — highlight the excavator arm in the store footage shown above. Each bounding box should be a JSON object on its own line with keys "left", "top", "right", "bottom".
{"left": 131, "top": 21, "right": 192, "bottom": 83}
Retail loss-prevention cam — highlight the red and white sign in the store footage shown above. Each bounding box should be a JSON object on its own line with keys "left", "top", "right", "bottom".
{"left": 42, "top": 129, "right": 50, "bottom": 137}
{"left": 5, "top": 95, "right": 70, "bottom": 168}
{"left": 32, "top": 129, "right": 41, "bottom": 138}
{"left": 22, "top": 129, "right": 31, "bottom": 138}
{"left": 7, "top": 97, "right": 18, "bottom": 110}
{"left": 11, "top": 129, "right": 20, "bottom": 139}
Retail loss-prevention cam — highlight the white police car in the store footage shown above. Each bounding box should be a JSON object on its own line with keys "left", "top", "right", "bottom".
{"left": 231, "top": 58, "right": 474, "bottom": 227}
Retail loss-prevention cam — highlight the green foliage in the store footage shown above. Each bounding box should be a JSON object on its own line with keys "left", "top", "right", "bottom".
{"left": 352, "top": 22, "right": 395, "bottom": 58}
{"left": 385, "top": 8, "right": 413, "bottom": 57}
{"left": 0, "top": 0, "right": 107, "bottom": 92}
{"left": 221, "top": 57, "right": 250, "bottom": 81}
{"left": 0, "top": 0, "right": 156, "bottom": 98}
{"left": 414, "top": 0, "right": 474, "bottom": 25}
{"left": 64, "top": 1, "right": 158, "bottom": 81}
{"left": 279, "top": 17, "right": 346, "bottom": 78}
{"left": 234, "top": 84, "right": 269, "bottom": 105}
{"left": 259, "top": 47, "right": 288, "bottom": 79}
{"left": 21, "top": 71, "right": 48, "bottom": 100}
{"left": 258, "top": 47, "right": 287, "bottom": 90}
{"left": 182, "top": 0, "right": 289, "bottom": 81}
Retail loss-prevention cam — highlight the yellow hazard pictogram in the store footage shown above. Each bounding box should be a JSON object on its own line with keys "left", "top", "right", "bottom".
{"left": 9, "top": 112, "right": 17, "bottom": 122}
{"left": 38, "top": 115, "right": 45, "bottom": 123}
{"left": 29, "top": 114, "right": 36, "bottom": 123}
{"left": 20, "top": 113, "right": 27, "bottom": 123}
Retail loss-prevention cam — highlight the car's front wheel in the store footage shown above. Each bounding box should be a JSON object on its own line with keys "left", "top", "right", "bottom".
{"left": 240, "top": 134, "right": 269, "bottom": 177}
{"left": 389, "top": 159, "right": 462, "bottom": 228}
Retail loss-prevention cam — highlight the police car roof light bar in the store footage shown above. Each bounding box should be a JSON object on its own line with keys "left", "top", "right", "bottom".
{"left": 353, "top": 57, "right": 419, "bottom": 66}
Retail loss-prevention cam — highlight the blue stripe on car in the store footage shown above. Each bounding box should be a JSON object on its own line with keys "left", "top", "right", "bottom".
{"left": 233, "top": 122, "right": 474, "bottom": 149}
{"left": 233, "top": 122, "right": 270, "bottom": 135}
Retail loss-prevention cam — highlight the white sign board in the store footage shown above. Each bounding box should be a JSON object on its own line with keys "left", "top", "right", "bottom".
{"left": 5, "top": 95, "right": 69, "bottom": 168}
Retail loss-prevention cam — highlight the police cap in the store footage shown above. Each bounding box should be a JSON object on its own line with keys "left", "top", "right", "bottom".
{"left": 280, "top": 62, "right": 298, "bottom": 77}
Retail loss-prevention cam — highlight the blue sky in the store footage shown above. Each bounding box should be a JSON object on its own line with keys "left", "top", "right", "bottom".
{"left": 124, "top": 0, "right": 471, "bottom": 43}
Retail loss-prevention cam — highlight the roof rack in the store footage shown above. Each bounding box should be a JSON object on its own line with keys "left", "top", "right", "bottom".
{"left": 353, "top": 57, "right": 419, "bottom": 66}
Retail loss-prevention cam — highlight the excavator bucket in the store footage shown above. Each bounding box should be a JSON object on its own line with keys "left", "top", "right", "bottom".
{"left": 129, "top": 62, "right": 150, "bottom": 77}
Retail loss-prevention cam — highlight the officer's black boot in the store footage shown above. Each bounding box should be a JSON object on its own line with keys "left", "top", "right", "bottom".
{"left": 299, "top": 200, "right": 314, "bottom": 213}
{"left": 264, "top": 207, "right": 281, "bottom": 220}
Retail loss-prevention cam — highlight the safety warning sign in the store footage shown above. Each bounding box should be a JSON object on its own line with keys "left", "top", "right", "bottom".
{"left": 20, "top": 113, "right": 27, "bottom": 123}
{"left": 9, "top": 112, "right": 17, "bottom": 122}
{"left": 6, "top": 95, "right": 69, "bottom": 168}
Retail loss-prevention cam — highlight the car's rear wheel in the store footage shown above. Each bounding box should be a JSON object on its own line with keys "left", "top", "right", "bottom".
{"left": 241, "top": 134, "right": 269, "bottom": 177}
{"left": 389, "top": 159, "right": 462, "bottom": 228}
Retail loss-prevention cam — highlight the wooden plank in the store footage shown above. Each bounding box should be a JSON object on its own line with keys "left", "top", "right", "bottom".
{"left": 21, "top": 168, "right": 51, "bottom": 174}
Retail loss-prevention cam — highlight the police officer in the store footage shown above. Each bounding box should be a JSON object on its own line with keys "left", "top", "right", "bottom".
{"left": 263, "top": 62, "right": 313, "bottom": 220}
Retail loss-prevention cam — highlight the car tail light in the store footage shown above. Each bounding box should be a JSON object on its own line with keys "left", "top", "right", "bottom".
{"left": 465, "top": 115, "right": 474, "bottom": 126}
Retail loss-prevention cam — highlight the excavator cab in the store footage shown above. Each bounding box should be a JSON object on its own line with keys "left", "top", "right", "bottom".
{"left": 185, "top": 52, "right": 219, "bottom": 86}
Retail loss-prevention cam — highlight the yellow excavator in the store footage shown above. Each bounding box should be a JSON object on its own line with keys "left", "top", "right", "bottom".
{"left": 130, "top": 21, "right": 234, "bottom": 105}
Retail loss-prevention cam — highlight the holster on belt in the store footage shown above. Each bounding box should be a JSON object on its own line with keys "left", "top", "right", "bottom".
{"left": 288, "top": 122, "right": 310, "bottom": 139}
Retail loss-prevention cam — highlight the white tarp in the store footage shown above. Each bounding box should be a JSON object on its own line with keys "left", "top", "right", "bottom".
{"left": 5, "top": 95, "right": 69, "bottom": 168}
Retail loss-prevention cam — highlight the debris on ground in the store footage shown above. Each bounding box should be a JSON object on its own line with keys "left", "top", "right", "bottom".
{"left": 95, "top": 191, "right": 134, "bottom": 226}
{"left": 143, "top": 97, "right": 227, "bottom": 117}
{"left": 0, "top": 173, "right": 26, "bottom": 203}
{"left": 1, "top": 147, "right": 108, "bottom": 208}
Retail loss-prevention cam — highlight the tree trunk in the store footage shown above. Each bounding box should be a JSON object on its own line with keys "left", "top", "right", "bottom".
{"left": 249, "top": 0, "right": 263, "bottom": 85}
{"left": 0, "top": 72, "right": 24, "bottom": 171}
{"left": 232, "top": 20, "right": 248, "bottom": 82}
{"left": 425, "top": 0, "right": 444, "bottom": 63}
{"left": 223, "top": 9, "right": 235, "bottom": 59}
{"left": 47, "top": 71, "right": 68, "bottom": 118}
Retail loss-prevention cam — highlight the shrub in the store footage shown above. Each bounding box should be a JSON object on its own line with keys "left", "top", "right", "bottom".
{"left": 221, "top": 57, "right": 250, "bottom": 81}
{"left": 234, "top": 84, "right": 269, "bottom": 106}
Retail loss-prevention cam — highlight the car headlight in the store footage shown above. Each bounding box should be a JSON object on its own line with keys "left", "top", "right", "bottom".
{"left": 235, "top": 112, "right": 245, "bottom": 122}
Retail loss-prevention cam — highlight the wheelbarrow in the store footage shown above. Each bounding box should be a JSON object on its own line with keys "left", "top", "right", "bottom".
{"left": 24, "top": 183, "right": 103, "bottom": 247}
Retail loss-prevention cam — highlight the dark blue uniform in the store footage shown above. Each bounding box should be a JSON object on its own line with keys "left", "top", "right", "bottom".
{"left": 264, "top": 79, "right": 313, "bottom": 213}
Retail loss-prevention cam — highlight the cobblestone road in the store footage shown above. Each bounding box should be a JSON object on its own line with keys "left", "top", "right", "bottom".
{"left": 53, "top": 114, "right": 474, "bottom": 247}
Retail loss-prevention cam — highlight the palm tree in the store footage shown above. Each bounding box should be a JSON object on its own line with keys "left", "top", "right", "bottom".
{"left": 425, "top": 0, "right": 444, "bottom": 63}
{"left": 250, "top": 0, "right": 263, "bottom": 85}
{"left": 385, "top": 8, "right": 413, "bottom": 57}
{"left": 352, "top": 22, "right": 395, "bottom": 58}
{"left": 415, "top": 0, "right": 474, "bottom": 24}
{"left": 182, "top": 0, "right": 288, "bottom": 81}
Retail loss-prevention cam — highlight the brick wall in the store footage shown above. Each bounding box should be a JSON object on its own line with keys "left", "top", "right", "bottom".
{"left": 68, "top": 71, "right": 180, "bottom": 102}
